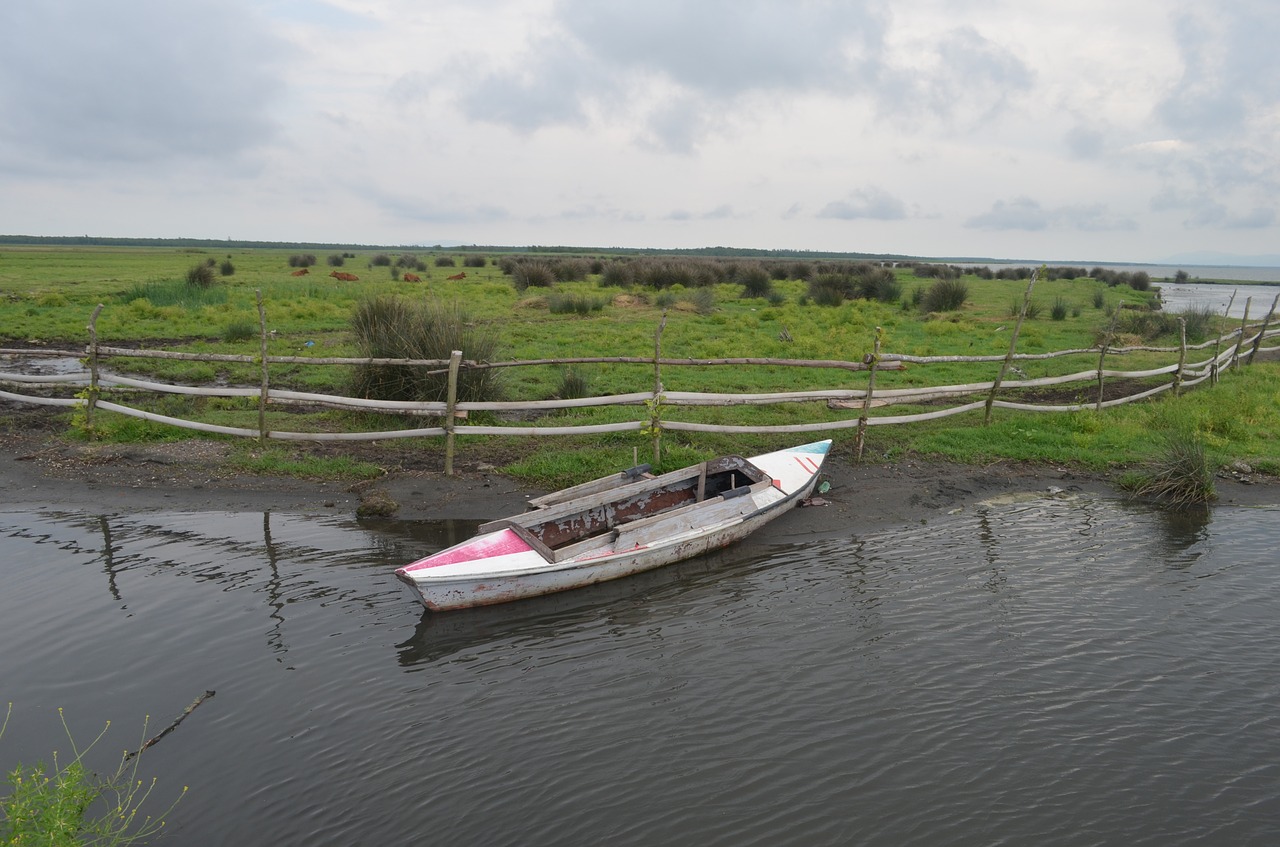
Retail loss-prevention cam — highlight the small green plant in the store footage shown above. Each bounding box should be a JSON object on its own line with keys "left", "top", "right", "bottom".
{"left": 434, "top": 256, "right": 456, "bottom": 267}
{"left": 1120, "top": 428, "right": 1217, "bottom": 507}
{"left": 547, "top": 293, "right": 607, "bottom": 315}
{"left": 223, "top": 320, "right": 255, "bottom": 342}
{"left": 686, "top": 287, "right": 717, "bottom": 315}
{"left": 1092, "top": 290, "right": 1105, "bottom": 309}
{"left": 1, "top": 704, "right": 186, "bottom": 846}
{"left": 737, "top": 265, "right": 773, "bottom": 298}
{"left": 1050, "top": 297, "right": 1069, "bottom": 321}
{"left": 555, "top": 367, "right": 590, "bottom": 400}
{"left": 218, "top": 259, "right": 235, "bottom": 277}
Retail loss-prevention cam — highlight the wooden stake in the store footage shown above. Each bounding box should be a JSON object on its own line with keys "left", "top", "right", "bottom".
{"left": 986, "top": 269, "right": 1038, "bottom": 424}
{"left": 257, "top": 290, "right": 269, "bottom": 445}
{"left": 444, "top": 349, "right": 462, "bottom": 476}
{"left": 85, "top": 303, "right": 104, "bottom": 437}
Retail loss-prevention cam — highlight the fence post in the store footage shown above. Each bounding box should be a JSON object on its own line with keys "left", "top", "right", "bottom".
{"left": 985, "top": 269, "right": 1038, "bottom": 424}
{"left": 854, "top": 327, "right": 882, "bottom": 461}
{"left": 257, "top": 290, "right": 269, "bottom": 445}
{"left": 1231, "top": 298, "right": 1252, "bottom": 371}
{"left": 444, "top": 349, "right": 463, "bottom": 476}
{"left": 85, "top": 303, "right": 105, "bottom": 437}
{"left": 1096, "top": 311, "right": 1118, "bottom": 411}
{"left": 1246, "top": 292, "right": 1280, "bottom": 365}
{"left": 650, "top": 312, "right": 667, "bottom": 466}
{"left": 1211, "top": 290, "right": 1237, "bottom": 385}
{"left": 1173, "top": 317, "right": 1187, "bottom": 397}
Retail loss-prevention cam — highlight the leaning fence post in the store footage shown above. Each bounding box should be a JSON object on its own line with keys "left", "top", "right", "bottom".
{"left": 1232, "top": 298, "right": 1252, "bottom": 371}
{"left": 1173, "top": 317, "right": 1187, "bottom": 397}
{"left": 1211, "top": 290, "right": 1237, "bottom": 385}
{"left": 854, "top": 327, "right": 882, "bottom": 461}
{"left": 1246, "top": 292, "right": 1280, "bottom": 366}
{"left": 1096, "top": 311, "right": 1118, "bottom": 411}
{"left": 985, "top": 269, "right": 1038, "bottom": 424}
{"left": 444, "top": 349, "right": 463, "bottom": 476}
{"left": 257, "top": 290, "right": 269, "bottom": 445}
{"left": 84, "top": 303, "right": 105, "bottom": 437}
{"left": 649, "top": 312, "right": 667, "bottom": 466}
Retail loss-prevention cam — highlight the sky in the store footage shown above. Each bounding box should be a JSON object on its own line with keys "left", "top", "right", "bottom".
{"left": 2, "top": 0, "right": 1278, "bottom": 264}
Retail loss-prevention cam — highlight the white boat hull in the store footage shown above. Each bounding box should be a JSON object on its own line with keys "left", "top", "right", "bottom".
{"left": 396, "top": 441, "right": 830, "bottom": 611}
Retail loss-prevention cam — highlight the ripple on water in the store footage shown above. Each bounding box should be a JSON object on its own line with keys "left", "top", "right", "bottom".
{"left": 2, "top": 500, "right": 1279, "bottom": 846}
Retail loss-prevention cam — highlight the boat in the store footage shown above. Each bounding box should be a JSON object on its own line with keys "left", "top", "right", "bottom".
{"left": 395, "top": 440, "right": 832, "bottom": 611}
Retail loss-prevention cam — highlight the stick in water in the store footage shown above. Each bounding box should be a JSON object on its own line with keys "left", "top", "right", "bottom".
{"left": 126, "top": 690, "right": 216, "bottom": 760}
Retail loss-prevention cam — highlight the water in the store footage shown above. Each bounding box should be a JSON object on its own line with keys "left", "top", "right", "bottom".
{"left": 1155, "top": 282, "right": 1280, "bottom": 319}
{"left": 3, "top": 497, "right": 1279, "bottom": 846}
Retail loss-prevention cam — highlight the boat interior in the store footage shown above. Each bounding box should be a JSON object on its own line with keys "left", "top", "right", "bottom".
{"left": 478, "top": 455, "right": 770, "bottom": 563}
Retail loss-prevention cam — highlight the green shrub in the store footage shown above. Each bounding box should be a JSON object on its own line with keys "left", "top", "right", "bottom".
{"left": 370, "top": 254, "right": 392, "bottom": 267}
{"left": 349, "top": 297, "right": 502, "bottom": 403}
{"left": 920, "top": 278, "right": 969, "bottom": 312}
{"left": 434, "top": 256, "right": 456, "bottom": 267}
{"left": 287, "top": 254, "right": 316, "bottom": 268}
{"left": 463, "top": 255, "right": 487, "bottom": 268}
{"left": 600, "top": 262, "right": 634, "bottom": 288}
{"left": 1050, "top": 297, "right": 1069, "bottom": 320}
{"left": 327, "top": 254, "right": 345, "bottom": 267}
{"left": 854, "top": 266, "right": 901, "bottom": 303}
{"left": 219, "top": 259, "right": 235, "bottom": 277}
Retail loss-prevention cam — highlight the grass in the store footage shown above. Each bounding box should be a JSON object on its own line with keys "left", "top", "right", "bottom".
{"left": 1117, "top": 428, "right": 1217, "bottom": 506}
{"left": 1, "top": 704, "right": 185, "bottom": 846}
{"left": 2, "top": 245, "right": 1277, "bottom": 486}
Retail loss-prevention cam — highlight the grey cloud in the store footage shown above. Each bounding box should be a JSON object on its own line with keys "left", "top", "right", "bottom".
{"left": 877, "top": 26, "right": 1033, "bottom": 125}
{"left": 1065, "top": 126, "right": 1106, "bottom": 160}
{"left": 457, "top": 0, "right": 887, "bottom": 141}
{"left": 965, "top": 197, "right": 1136, "bottom": 232}
{"left": 0, "top": 1, "right": 289, "bottom": 171}
{"left": 818, "top": 186, "right": 907, "bottom": 220}
{"left": 1156, "top": 4, "right": 1280, "bottom": 140}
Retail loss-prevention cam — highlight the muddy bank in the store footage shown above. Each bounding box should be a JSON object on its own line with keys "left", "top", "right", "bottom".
{"left": 4, "top": 433, "right": 1276, "bottom": 539}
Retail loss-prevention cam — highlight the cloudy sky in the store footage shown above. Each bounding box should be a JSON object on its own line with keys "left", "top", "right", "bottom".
{"left": 2, "top": 0, "right": 1278, "bottom": 263}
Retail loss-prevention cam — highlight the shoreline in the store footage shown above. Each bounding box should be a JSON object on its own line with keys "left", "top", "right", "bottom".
{"left": 4, "top": 433, "right": 1276, "bottom": 536}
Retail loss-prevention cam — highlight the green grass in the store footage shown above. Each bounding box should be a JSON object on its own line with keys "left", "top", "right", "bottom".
{"left": 2, "top": 246, "right": 1277, "bottom": 484}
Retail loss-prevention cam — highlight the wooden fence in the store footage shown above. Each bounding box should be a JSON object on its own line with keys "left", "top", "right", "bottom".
{"left": 3, "top": 287, "right": 1278, "bottom": 471}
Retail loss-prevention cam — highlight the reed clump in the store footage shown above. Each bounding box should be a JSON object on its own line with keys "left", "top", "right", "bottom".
{"left": 1121, "top": 428, "right": 1217, "bottom": 507}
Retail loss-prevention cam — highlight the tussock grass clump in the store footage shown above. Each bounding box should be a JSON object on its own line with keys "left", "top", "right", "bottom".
{"left": 600, "top": 261, "right": 634, "bottom": 288}
{"left": 223, "top": 320, "right": 256, "bottom": 342}
{"left": 434, "top": 256, "right": 456, "bottom": 267}
{"left": 350, "top": 296, "right": 502, "bottom": 403}
{"left": 512, "top": 261, "right": 557, "bottom": 291}
{"left": 327, "top": 254, "right": 345, "bottom": 267}
{"left": 1050, "top": 297, "right": 1069, "bottom": 321}
{"left": 288, "top": 254, "right": 316, "bottom": 268}
{"left": 119, "top": 280, "right": 228, "bottom": 308}
{"left": 185, "top": 262, "right": 216, "bottom": 289}
{"left": 854, "top": 265, "right": 901, "bottom": 303}
{"left": 1121, "top": 428, "right": 1217, "bottom": 507}
{"left": 219, "top": 258, "right": 236, "bottom": 277}
{"left": 686, "top": 287, "right": 717, "bottom": 315}
{"left": 555, "top": 367, "right": 590, "bottom": 400}
{"left": 737, "top": 264, "right": 773, "bottom": 298}
{"left": 920, "top": 278, "right": 969, "bottom": 312}
{"left": 808, "top": 273, "right": 853, "bottom": 306}
{"left": 547, "top": 293, "right": 607, "bottom": 315}
{"left": 463, "top": 254, "right": 487, "bottom": 268}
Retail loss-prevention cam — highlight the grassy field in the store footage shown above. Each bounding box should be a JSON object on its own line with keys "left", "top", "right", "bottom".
{"left": 1, "top": 245, "right": 1276, "bottom": 487}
